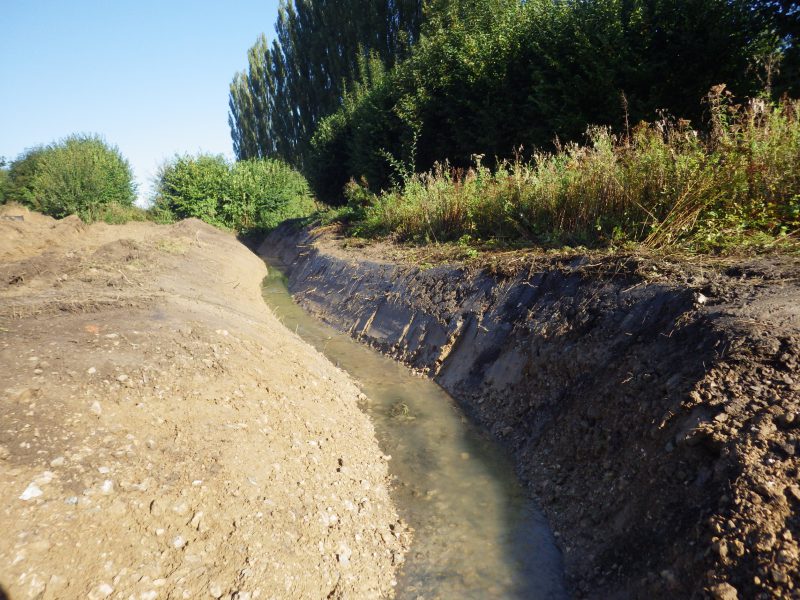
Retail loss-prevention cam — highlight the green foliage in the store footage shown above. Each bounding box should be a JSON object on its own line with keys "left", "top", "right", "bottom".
{"left": 229, "top": 159, "right": 316, "bottom": 230}
{"left": 153, "top": 154, "right": 314, "bottom": 232}
{"left": 154, "top": 154, "right": 231, "bottom": 226}
{"left": 306, "top": 109, "right": 354, "bottom": 205}
{"left": 233, "top": 0, "right": 794, "bottom": 226}
{"left": 5, "top": 135, "right": 135, "bottom": 220}
{"left": 306, "top": 53, "right": 407, "bottom": 203}
{"left": 747, "top": 0, "right": 800, "bottom": 96}
{"left": 4, "top": 146, "right": 48, "bottom": 207}
{"left": 344, "top": 96, "right": 800, "bottom": 253}
{"left": 93, "top": 202, "right": 150, "bottom": 225}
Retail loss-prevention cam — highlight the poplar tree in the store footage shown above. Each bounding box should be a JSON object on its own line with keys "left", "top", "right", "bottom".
{"left": 228, "top": 0, "right": 424, "bottom": 165}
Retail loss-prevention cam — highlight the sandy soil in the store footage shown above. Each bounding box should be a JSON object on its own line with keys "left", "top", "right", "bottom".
{"left": 0, "top": 206, "right": 408, "bottom": 600}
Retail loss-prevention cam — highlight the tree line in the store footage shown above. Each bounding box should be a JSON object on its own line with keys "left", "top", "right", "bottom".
{"left": 229, "top": 0, "right": 799, "bottom": 203}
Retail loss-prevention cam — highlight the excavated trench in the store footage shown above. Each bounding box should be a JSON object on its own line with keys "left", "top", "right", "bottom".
{"left": 258, "top": 224, "right": 800, "bottom": 599}
{"left": 262, "top": 265, "right": 566, "bottom": 599}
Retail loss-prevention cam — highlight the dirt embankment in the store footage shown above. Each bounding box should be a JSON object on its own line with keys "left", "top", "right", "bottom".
{"left": 263, "top": 223, "right": 800, "bottom": 599}
{"left": 0, "top": 206, "right": 408, "bottom": 600}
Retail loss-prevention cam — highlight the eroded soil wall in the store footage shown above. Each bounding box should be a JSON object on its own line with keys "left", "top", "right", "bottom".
{"left": 262, "top": 225, "right": 800, "bottom": 599}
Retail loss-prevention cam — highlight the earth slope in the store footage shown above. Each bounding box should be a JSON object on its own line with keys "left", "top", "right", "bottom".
{"left": 0, "top": 206, "right": 407, "bottom": 600}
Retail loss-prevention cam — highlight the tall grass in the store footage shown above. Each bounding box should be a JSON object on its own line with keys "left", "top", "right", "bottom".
{"left": 87, "top": 202, "right": 150, "bottom": 225}
{"left": 349, "top": 90, "right": 800, "bottom": 252}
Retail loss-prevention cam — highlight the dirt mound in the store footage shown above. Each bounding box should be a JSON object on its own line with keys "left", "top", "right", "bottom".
{"left": 0, "top": 216, "right": 408, "bottom": 599}
{"left": 263, "top": 224, "right": 800, "bottom": 599}
{"left": 0, "top": 202, "right": 52, "bottom": 222}
{"left": 0, "top": 204, "right": 155, "bottom": 264}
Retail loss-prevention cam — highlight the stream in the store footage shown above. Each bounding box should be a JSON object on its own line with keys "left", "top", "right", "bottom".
{"left": 261, "top": 262, "right": 566, "bottom": 599}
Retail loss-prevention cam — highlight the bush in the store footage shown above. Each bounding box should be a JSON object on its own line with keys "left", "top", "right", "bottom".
{"left": 306, "top": 53, "right": 402, "bottom": 205}
{"left": 15, "top": 136, "right": 134, "bottom": 219}
{"left": 93, "top": 202, "right": 150, "bottom": 225}
{"left": 154, "top": 154, "right": 230, "bottom": 226}
{"left": 4, "top": 146, "right": 48, "bottom": 207}
{"left": 5, "top": 135, "right": 136, "bottom": 220}
{"left": 307, "top": 110, "right": 354, "bottom": 205}
{"left": 153, "top": 154, "right": 314, "bottom": 232}
{"left": 228, "top": 159, "right": 315, "bottom": 230}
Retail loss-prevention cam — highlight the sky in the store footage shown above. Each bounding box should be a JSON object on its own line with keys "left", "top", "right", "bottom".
{"left": 1, "top": 0, "right": 280, "bottom": 205}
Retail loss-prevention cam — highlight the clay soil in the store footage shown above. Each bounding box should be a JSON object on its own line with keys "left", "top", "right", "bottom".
{"left": 0, "top": 206, "right": 408, "bottom": 600}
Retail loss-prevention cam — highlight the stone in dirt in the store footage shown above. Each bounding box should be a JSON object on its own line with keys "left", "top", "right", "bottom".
{"left": 709, "top": 582, "right": 738, "bottom": 600}
{"left": 19, "top": 483, "right": 43, "bottom": 501}
{"left": 88, "top": 583, "right": 114, "bottom": 599}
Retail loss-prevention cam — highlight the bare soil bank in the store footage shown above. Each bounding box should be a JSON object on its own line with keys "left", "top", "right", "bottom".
{"left": 262, "top": 223, "right": 800, "bottom": 599}
{"left": 0, "top": 206, "right": 407, "bottom": 600}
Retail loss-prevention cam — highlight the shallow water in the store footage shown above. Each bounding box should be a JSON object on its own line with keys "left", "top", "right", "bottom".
{"left": 261, "top": 262, "right": 566, "bottom": 599}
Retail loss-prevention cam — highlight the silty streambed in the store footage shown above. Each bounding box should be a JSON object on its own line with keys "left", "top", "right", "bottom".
{"left": 262, "top": 263, "right": 566, "bottom": 599}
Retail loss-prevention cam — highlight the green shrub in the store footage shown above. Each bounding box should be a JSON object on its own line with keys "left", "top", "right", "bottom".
{"left": 147, "top": 205, "right": 178, "bottom": 225}
{"left": 153, "top": 154, "right": 314, "bottom": 232}
{"left": 154, "top": 154, "right": 231, "bottom": 226}
{"left": 5, "top": 146, "right": 48, "bottom": 207}
{"left": 6, "top": 135, "right": 135, "bottom": 220}
{"left": 306, "top": 53, "right": 401, "bottom": 205}
{"left": 307, "top": 110, "right": 354, "bottom": 205}
{"left": 228, "top": 159, "right": 315, "bottom": 230}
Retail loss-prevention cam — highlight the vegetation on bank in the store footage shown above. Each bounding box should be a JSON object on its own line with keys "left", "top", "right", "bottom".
{"left": 226, "top": 0, "right": 799, "bottom": 254}
{"left": 322, "top": 92, "right": 800, "bottom": 253}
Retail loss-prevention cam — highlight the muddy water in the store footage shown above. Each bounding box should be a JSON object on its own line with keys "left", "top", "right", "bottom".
{"left": 261, "top": 264, "right": 566, "bottom": 599}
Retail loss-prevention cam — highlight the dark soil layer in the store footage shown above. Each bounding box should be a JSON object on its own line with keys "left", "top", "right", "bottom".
{"left": 260, "top": 224, "right": 800, "bottom": 599}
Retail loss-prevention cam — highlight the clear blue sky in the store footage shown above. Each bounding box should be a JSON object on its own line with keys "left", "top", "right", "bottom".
{"left": 1, "top": 0, "right": 280, "bottom": 204}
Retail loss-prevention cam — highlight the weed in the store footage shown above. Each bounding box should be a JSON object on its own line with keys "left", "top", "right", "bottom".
{"left": 389, "top": 402, "right": 415, "bottom": 420}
